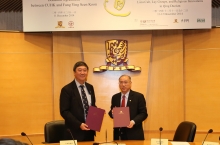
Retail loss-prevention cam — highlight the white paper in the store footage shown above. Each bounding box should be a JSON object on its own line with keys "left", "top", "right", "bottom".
{"left": 203, "top": 141, "right": 219, "bottom": 145}
{"left": 171, "top": 141, "right": 190, "bottom": 145}
{"left": 60, "top": 140, "right": 77, "bottom": 145}
{"left": 151, "top": 138, "right": 168, "bottom": 145}
{"left": 101, "top": 144, "right": 125, "bottom": 145}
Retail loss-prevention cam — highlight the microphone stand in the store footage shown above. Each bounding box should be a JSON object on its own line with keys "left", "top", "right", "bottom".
{"left": 21, "top": 132, "right": 33, "bottom": 145}
{"left": 202, "top": 129, "right": 213, "bottom": 145}
{"left": 67, "top": 129, "right": 77, "bottom": 145}
{"left": 159, "top": 127, "right": 163, "bottom": 145}
{"left": 93, "top": 130, "right": 118, "bottom": 145}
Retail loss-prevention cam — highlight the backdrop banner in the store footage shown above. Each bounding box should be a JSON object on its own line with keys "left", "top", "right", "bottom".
{"left": 23, "top": 0, "right": 211, "bottom": 32}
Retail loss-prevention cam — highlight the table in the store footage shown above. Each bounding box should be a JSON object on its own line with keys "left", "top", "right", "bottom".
{"left": 36, "top": 140, "right": 198, "bottom": 145}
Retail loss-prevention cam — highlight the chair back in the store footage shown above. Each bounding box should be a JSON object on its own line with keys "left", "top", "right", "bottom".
{"left": 173, "top": 121, "right": 197, "bottom": 142}
{"left": 44, "top": 120, "right": 65, "bottom": 143}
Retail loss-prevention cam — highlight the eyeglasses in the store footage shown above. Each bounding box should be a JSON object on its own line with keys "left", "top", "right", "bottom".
{"left": 119, "top": 81, "right": 131, "bottom": 85}
{"left": 76, "top": 68, "right": 88, "bottom": 73}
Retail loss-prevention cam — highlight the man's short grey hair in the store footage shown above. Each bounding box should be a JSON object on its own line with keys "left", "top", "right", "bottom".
{"left": 119, "top": 75, "right": 131, "bottom": 81}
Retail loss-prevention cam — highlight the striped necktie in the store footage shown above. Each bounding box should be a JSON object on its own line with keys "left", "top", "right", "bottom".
{"left": 80, "top": 85, "right": 89, "bottom": 116}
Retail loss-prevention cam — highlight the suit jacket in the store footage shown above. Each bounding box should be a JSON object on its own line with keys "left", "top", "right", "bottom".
{"left": 60, "top": 80, "right": 96, "bottom": 141}
{"left": 108, "top": 90, "right": 148, "bottom": 140}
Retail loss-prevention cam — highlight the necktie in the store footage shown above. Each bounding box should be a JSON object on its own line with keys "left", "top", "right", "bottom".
{"left": 121, "top": 95, "right": 126, "bottom": 107}
{"left": 80, "top": 85, "right": 89, "bottom": 116}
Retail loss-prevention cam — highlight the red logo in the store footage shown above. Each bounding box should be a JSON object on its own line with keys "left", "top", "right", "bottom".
{"left": 68, "top": 21, "right": 74, "bottom": 27}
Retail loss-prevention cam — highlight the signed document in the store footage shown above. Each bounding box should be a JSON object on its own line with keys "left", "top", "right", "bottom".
{"left": 113, "top": 107, "right": 130, "bottom": 127}
{"left": 86, "top": 106, "right": 105, "bottom": 132}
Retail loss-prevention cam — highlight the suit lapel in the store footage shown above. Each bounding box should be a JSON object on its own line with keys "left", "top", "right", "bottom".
{"left": 114, "top": 93, "right": 121, "bottom": 107}
{"left": 126, "top": 90, "right": 134, "bottom": 107}
{"left": 72, "top": 80, "right": 84, "bottom": 111}
{"left": 85, "top": 83, "right": 94, "bottom": 105}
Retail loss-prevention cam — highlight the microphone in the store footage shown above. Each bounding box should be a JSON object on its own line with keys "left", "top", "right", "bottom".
{"left": 67, "top": 129, "right": 77, "bottom": 145}
{"left": 202, "top": 129, "right": 213, "bottom": 145}
{"left": 21, "top": 132, "right": 33, "bottom": 145}
{"left": 105, "top": 129, "right": 107, "bottom": 143}
{"left": 159, "top": 127, "right": 163, "bottom": 145}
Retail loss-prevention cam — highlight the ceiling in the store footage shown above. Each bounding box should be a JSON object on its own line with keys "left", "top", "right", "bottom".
{"left": 213, "top": 0, "right": 220, "bottom": 8}
{"left": 0, "top": 0, "right": 220, "bottom": 12}
{"left": 0, "top": 0, "right": 22, "bottom": 12}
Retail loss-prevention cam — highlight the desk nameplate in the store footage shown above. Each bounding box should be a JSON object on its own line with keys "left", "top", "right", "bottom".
{"left": 60, "top": 140, "right": 77, "bottom": 145}
{"left": 151, "top": 138, "right": 168, "bottom": 145}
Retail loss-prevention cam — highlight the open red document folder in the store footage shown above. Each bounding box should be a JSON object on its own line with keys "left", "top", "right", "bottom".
{"left": 113, "top": 107, "right": 130, "bottom": 127}
{"left": 85, "top": 106, "right": 105, "bottom": 132}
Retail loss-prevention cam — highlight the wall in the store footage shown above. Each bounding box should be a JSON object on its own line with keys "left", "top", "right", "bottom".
{"left": 0, "top": 32, "right": 53, "bottom": 143}
{"left": 0, "top": 29, "right": 220, "bottom": 144}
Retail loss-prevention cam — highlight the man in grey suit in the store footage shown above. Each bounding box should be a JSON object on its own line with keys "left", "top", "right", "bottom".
{"left": 60, "top": 61, "right": 96, "bottom": 141}
{"left": 108, "top": 75, "right": 148, "bottom": 140}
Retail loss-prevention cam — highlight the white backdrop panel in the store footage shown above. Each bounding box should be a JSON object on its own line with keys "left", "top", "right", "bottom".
{"left": 23, "top": 0, "right": 211, "bottom": 32}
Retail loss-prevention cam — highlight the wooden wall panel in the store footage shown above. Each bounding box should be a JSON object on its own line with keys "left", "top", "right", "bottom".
{"left": 81, "top": 30, "right": 151, "bottom": 141}
{"left": 1, "top": 28, "right": 220, "bottom": 143}
{"left": 0, "top": 32, "right": 53, "bottom": 136}
{"left": 184, "top": 28, "right": 220, "bottom": 135}
{"left": 146, "top": 30, "right": 184, "bottom": 135}
{"left": 152, "top": 30, "right": 183, "bottom": 51}
{"left": 53, "top": 31, "right": 83, "bottom": 120}
{"left": 184, "top": 29, "right": 220, "bottom": 49}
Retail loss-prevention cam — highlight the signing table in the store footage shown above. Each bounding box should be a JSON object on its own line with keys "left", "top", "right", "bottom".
{"left": 36, "top": 140, "right": 200, "bottom": 145}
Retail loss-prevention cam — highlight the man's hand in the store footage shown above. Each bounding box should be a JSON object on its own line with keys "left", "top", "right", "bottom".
{"left": 80, "top": 123, "right": 90, "bottom": 130}
{"left": 127, "top": 120, "right": 135, "bottom": 128}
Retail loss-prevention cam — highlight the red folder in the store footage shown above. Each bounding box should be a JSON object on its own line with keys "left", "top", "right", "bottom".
{"left": 113, "top": 107, "right": 130, "bottom": 127}
{"left": 85, "top": 106, "right": 105, "bottom": 132}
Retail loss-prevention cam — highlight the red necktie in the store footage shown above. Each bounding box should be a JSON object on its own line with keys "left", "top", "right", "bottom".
{"left": 121, "top": 95, "right": 126, "bottom": 107}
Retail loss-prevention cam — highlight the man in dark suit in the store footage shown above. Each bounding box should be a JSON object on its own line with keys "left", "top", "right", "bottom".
{"left": 60, "top": 61, "right": 96, "bottom": 141}
{"left": 108, "top": 75, "right": 148, "bottom": 140}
